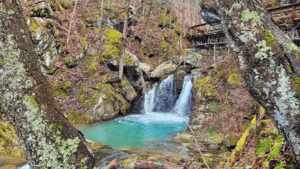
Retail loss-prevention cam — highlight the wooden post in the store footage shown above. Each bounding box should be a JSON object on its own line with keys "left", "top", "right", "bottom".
{"left": 184, "top": 49, "right": 187, "bottom": 68}
{"left": 214, "top": 44, "right": 216, "bottom": 63}
{"left": 209, "top": 46, "right": 211, "bottom": 63}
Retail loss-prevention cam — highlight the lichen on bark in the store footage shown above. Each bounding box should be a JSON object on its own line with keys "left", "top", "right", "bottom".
{"left": 214, "top": 0, "right": 300, "bottom": 165}
{"left": 0, "top": 1, "right": 94, "bottom": 168}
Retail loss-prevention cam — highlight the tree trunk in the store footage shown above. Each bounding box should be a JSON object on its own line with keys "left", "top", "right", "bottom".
{"left": 119, "top": 0, "right": 129, "bottom": 79}
{"left": 182, "top": 0, "right": 185, "bottom": 35}
{"left": 214, "top": 0, "right": 300, "bottom": 165}
{"left": 0, "top": 1, "right": 95, "bottom": 168}
{"left": 141, "top": 1, "right": 153, "bottom": 44}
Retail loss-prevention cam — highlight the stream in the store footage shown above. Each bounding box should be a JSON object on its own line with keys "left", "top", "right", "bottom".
{"left": 80, "top": 75, "right": 193, "bottom": 150}
{"left": 19, "top": 75, "right": 193, "bottom": 168}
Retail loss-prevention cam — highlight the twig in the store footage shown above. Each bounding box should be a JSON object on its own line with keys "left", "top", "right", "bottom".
{"left": 173, "top": 109, "right": 211, "bottom": 169}
{"left": 66, "top": 0, "right": 79, "bottom": 45}
{"left": 105, "top": 159, "right": 117, "bottom": 169}
{"left": 186, "top": 123, "right": 211, "bottom": 169}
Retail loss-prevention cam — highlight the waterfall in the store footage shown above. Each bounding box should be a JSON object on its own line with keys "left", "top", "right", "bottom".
{"left": 143, "top": 84, "right": 156, "bottom": 114}
{"left": 153, "top": 75, "right": 177, "bottom": 112}
{"left": 173, "top": 75, "right": 193, "bottom": 117}
{"left": 143, "top": 75, "right": 193, "bottom": 119}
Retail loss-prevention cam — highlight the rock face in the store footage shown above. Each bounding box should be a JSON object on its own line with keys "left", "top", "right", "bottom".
{"left": 150, "top": 61, "right": 177, "bottom": 78}
{"left": 119, "top": 77, "right": 138, "bottom": 102}
{"left": 27, "top": 17, "right": 61, "bottom": 68}
{"left": 91, "top": 85, "right": 131, "bottom": 122}
{"left": 174, "top": 70, "right": 186, "bottom": 95}
{"left": 30, "top": 1, "right": 53, "bottom": 17}
{"left": 92, "top": 94, "right": 118, "bottom": 121}
{"left": 124, "top": 66, "right": 145, "bottom": 93}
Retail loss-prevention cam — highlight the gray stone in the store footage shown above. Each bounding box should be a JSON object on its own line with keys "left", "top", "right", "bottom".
{"left": 150, "top": 61, "right": 177, "bottom": 78}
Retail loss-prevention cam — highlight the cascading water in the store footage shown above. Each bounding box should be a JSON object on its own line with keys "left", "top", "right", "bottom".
{"left": 173, "top": 75, "right": 193, "bottom": 117}
{"left": 19, "top": 75, "right": 193, "bottom": 169}
{"left": 152, "top": 75, "right": 177, "bottom": 112}
{"left": 78, "top": 75, "right": 193, "bottom": 149}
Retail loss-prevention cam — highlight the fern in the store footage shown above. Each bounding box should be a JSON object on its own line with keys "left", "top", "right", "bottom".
{"left": 256, "top": 139, "right": 272, "bottom": 156}
{"left": 275, "top": 161, "right": 286, "bottom": 169}
{"left": 256, "top": 135, "right": 285, "bottom": 167}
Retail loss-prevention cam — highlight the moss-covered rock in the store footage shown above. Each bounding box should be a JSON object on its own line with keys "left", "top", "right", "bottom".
{"left": 30, "top": 1, "right": 53, "bottom": 17}
{"left": 0, "top": 121, "right": 24, "bottom": 158}
{"left": 64, "top": 111, "right": 94, "bottom": 125}
{"left": 227, "top": 73, "right": 242, "bottom": 86}
{"left": 194, "top": 76, "right": 218, "bottom": 100}
{"left": 225, "top": 131, "right": 237, "bottom": 148}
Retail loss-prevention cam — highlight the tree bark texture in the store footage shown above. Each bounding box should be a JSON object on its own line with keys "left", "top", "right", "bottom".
{"left": 119, "top": 0, "right": 129, "bottom": 79}
{"left": 214, "top": 0, "right": 300, "bottom": 165}
{"left": 0, "top": 1, "right": 95, "bottom": 168}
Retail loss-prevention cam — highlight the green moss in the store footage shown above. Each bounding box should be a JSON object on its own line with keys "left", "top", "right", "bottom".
{"left": 161, "top": 38, "right": 167, "bottom": 49}
{"left": 81, "top": 37, "right": 88, "bottom": 47}
{"left": 261, "top": 127, "right": 274, "bottom": 137}
{"left": 103, "top": 29, "right": 122, "bottom": 61}
{"left": 225, "top": 132, "right": 237, "bottom": 147}
{"left": 33, "top": 6, "right": 40, "bottom": 13}
{"left": 263, "top": 29, "right": 278, "bottom": 47}
{"left": 54, "top": 0, "right": 64, "bottom": 11}
{"left": 232, "top": 68, "right": 239, "bottom": 74}
{"left": 29, "top": 19, "right": 39, "bottom": 32}
{"left": 60, "top": 0, "right": 73, "bottom": 9}
{"left": 26, "top": 2, "right": 32, "bottom": 6}
{"left": 83, "top": 62, "right": 97, "bottom": 77}
{"left": 64, "top": 57, "right": 73, "bottom": 66}
{"left": 46, "top": 19, "right": 53, "bottom": 29}
{"left": 0, "top": 61, "right": 7, "bottom": 66}
{"left": 53, "top": 81, "right": 72, "bottom": 96}
{"left": 227, "top": 74, "right": 242, "bottom": 86}
{"left": 0, "top": 121, "right": 23, "bottom": 158}
{"left": 64, "top": 111, "right": 93, "bottom": 125}
{"left": 124, "top": 57, "right": 133, "bottom": 66}
{"left": 194, "top": 76, "right": 217, "bottom": 99}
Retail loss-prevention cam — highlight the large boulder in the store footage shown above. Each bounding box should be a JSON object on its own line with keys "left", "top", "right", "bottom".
{"left": 92, "top": 94, "right": 118, "bottom": 121}
{"left": 150, "top": 61, "right": 177, "bottom": 78}
{"left": 91, "top": 85, "right": 131, "bottom": 121}
{"left": 119, "top": 77, "right": 137, "bottom": 102}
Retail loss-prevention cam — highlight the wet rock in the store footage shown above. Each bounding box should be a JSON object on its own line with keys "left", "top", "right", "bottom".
{"left": 150, "top": 61, "right": 177, "bottom": 78}
{"left": 177, "top": 65, "right": 192, "bottom": 74}
{"left": 94, "top": 148, "right": 136, "bottom": 168}
{"left": 174, "top": 70, "right": 186, "bottom": 95}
